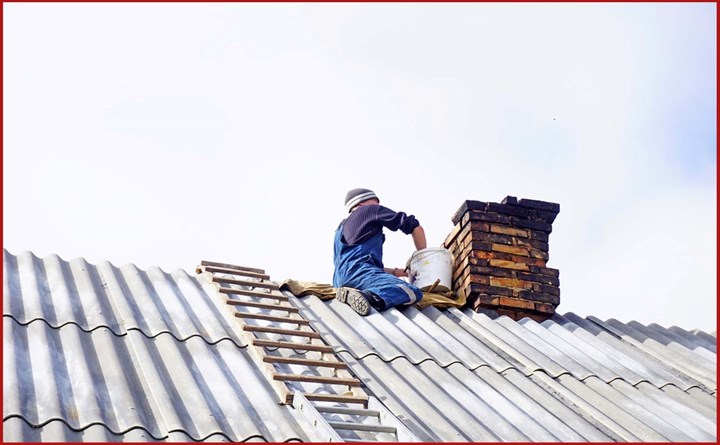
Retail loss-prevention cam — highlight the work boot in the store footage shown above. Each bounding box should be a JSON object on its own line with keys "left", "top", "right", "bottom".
{"left": 335, "top": 287, "right": 371, "bottom": 316}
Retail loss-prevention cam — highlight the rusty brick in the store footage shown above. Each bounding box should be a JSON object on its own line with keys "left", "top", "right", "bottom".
{"left": 488, "top": 259, "right": 530, "bottom": 271}
{"left": 468, "top": 257, "right": 489, "bottom": 267}
{"left": 526, "top": 230, "right": 549, "bottom": 242}
{"left": 492, "top": 244, "right": 530, "bottom": 257}
{"left": 489, "top": 277, "right": 534, "bottom": 289}
{"left": 490, "top": 225, "right": 529, "bottom": 238}
{"left": 469, "top": 266, "right": 516, "bottom": 278}
{"left": 498, "top": 297, "right": 536, "bottom": 310}
{"left": 507, "top": 255, "right": 546, "bottom": 267}
{"left": 474, "top": 294, "right": 500, "bottom": 306}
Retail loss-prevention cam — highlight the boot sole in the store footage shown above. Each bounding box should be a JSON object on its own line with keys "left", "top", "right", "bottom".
{"left": 335, "top": 287, "right": 371, "bottom": 316}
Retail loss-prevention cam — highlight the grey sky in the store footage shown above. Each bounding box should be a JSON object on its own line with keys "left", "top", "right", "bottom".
{"left": 4, "top": 3, "right": 716, "bottom": 331}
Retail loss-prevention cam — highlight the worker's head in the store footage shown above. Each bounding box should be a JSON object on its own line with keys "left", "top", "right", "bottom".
{"left": 345, "top": 188, "right": 379, "bottom": 213}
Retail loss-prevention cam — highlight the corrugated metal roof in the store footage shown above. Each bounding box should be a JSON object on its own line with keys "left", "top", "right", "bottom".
{"left": 3, "top": 249, "right": 309, "bottom": 442}
{"left": 4, "top": 249, "right": 716, "bottom": 442}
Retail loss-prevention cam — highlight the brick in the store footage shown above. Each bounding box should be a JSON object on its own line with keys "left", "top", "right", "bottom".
{"left": 490, "top": 225, "right": 528, "bottom": 238}
{"left": 489, "top": 277, "right": 534, "bottom": 289}
{"left": 532, "top": 283, "right": 560, "bottom": 296}
{"left": 516, "top": 272, "right": 560, "bottom": 287}
{"left": 520, "top": 311, "right": 553, "bottom": 322}
{"left": 488, "top": 259, "right": 530, "bottom": 271}
{"left": 494, "top": 308, "right": 520, "bottom": 320}
{"left": 528, "top": 209, "right": 559, "bottom": 224}
{"left": 457, "top": 274, "right": 491, "bottom": 288}
{"left": 463, "top": 210, "right": 511, "bottom": 225}
{"left": 534, "top": 302, "right": 556, "bottom": 314}
{"left": 527, "top": 230, "right": 549, "bottom": 242}
{"left": 499, "top": 297, "right": 535, "bottom": 310}
{"left": 501, "top": 196, "right": 518, "bottom": 205}
{"left": 492, "top": 244, "right": 530, "bottom": 257}
{"left": 514, "top": 238, "right": 549, "bottom": 251}
{"left": 468, "top": 283, "right": 513, "bottom": 297}
{"left": 470, "top": 266, "right": 516, "bottom": 278}
{"left": 517, "top": 290, "right": 560, "bottom": 305}
{"left": 528, "top": 249, "right": 549, "bottom": 260}
{"left": 538, "top": 266, "right": 559, "bottom": 277}
{"left": 507, "top": 254, "right": 546, "bottom": 267}
{"left": 473, "top": 232, "right": 514, "bottom": 245}
{"left": 451, "top": 200, "right": 487, "bottom": 225}
{"left": 511, "top": 217, "right": 553, "bottom": 233}
{"left": 517, "top": 198, "right": 560, "bottom": 213}
{"left": 444, "top": 222, "right": 464, "bottom": 248}
{"left": 487, "top": 202, "right": 530, "bottom": 218}
{"left": 474, "top": 294, "right": 500, "bottom": 306}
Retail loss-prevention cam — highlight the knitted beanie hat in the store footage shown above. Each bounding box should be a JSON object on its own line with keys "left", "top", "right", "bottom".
{"left": 345, "top": 188, "right": 379, "bottom": 212}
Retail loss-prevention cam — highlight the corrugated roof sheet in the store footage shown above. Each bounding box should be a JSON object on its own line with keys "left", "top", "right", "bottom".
{"left": 3, "top": 249, "right": 716, "bottom": 442}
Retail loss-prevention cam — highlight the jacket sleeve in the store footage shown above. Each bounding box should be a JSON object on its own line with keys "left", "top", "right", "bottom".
{"left": 376, "top": 205, "right": 420, "bottom": 235}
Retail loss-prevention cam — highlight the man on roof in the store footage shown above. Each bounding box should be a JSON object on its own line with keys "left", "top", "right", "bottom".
{"left": 333, "top": 188, "right": 426, "bottom": 315}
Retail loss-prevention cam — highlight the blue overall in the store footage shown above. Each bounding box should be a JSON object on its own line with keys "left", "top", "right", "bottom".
{"left": 333, "top": 223, "right": 423, "bottom": 310}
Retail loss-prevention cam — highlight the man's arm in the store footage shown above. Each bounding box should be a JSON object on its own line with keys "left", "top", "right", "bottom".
{"left": 411, "top": 225, "right": 427, "bottom": 251}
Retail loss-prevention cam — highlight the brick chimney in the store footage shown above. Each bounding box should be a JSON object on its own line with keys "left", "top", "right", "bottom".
{"left": 444, "top": 196, "right": 560, "bottom": 322}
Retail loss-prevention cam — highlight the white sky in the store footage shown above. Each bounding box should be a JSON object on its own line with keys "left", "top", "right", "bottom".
{"left": 4, "top": 3, "right": 717, "bottom": 332}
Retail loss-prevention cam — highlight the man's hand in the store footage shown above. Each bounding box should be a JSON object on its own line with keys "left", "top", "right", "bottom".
{"left": 412, "top": 225, "right": 427, "bottom": 251}
{"left": 385, "top": 267, "right": 408, "bottom": 278}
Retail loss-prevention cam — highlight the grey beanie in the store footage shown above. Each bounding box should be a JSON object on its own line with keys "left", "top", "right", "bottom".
{"left": 345, "top": 188, "right": 379, "bottom": 212}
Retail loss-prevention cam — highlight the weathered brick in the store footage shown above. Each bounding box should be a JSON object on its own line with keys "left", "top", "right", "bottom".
{"left": 499, "top": 297, "right": 535, "bottom": 310}
{"left": 516, "top": 271, "right": 560, "bottom": 287}
{"left": 489, "top": 277, "right": 534, "bottom": 289}
{"left": 490, "top": 225, "right": 528, "bottom": 238}
{"left": 494, "top": 308, "right": 520, "bottom": 319}
{"left": 528, "top": 249, "right": 549, "bottom": 260}
{"left": 470, "top": 266, "right": 516, "bottom": 278}
{"left": 507, "top": 254, "right": 546, "bottom": 267}
{"left": 444, "top": 222, "right": 464, "bottom": 248}
{"left": 474, "top": 294, "right": 500, "bottom": 306}
{"left": 487, "top": 202, "right": 530, "bottom": 218}
{"left": 492, "top": 244, "right": 530, "bottom": 257}
{"left": 511, "top": 217, "right": 553, "bottom": 233}
{"left": 534, "top": 302, "right": 556, "bottom": 314}
{"left": 537, "top": 266, "right": 559, "bottom": 277}
{"left": 463, "top": 210, "right": 511, "bottom": 225}
{"left": 532, "top": 283, "right": 560, "bottom": 296}
{"left": 517, "top": 290, "right": 560, "bottom": 305}
{"left": 468, "top": 283, "right": 513, "bottom": 297}
{"left": 514, "top": 238, "right": 549, "bottom": 251}
{"left": 517, "top": 198, "right": 560, "bottom": 213}
{"left": 488, "top": 259, "right": 530, "bottom": 271}
{"left": 528, "top": 208, "right": 559, "bottom": 224}
{"left": 501, "top": 196, "right": 519, "bottom": 205}
{"left": 472, "top": 231, "right": 514, "bottom": 245}
{"left": 451, "top": 200, "right": 487, "bottom": 225}
{"left": 521, "top": 311, "right": 553, "bottom": 322}
{"left": 527, "top": 230, "right": 549, "bottom": 242}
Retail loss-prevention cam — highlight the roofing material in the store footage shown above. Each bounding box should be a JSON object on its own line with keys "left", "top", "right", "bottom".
{"left": 3, "top": 249, "right": 716, "bottom": 442}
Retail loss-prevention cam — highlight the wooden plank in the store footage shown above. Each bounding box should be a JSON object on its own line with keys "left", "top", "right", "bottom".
{"left": 328, "top": 421, "right": 397, "bottom": 434}
{"left": 253, "top": 339, "right": 333, "bottom": 353}
{"left": 314, "top": 406, "right": 380, "bottom": 417}
{"left": 201, "top": 260, "right": 265, "bottom": 274}
{"left": 245, "top": 325, "right": 320, "bottom": 339}
{"left": 213, "top": 276, "right": 279, "bottom": 290}
{"left": 235, "top": 312, "right": 310, "bottom": 325}
{"left": 263, "top": 356, "right": 347, "bottom": 369}
{"left": 203, "top": 265, "right": 270, "bottom": 280}
{"left": 227, "top": 299, "right": 298, "bottom": 313}
{"left": 303, "top": 393, "right": 368, "bottom": 406}
{"left": 220, "top": 287, "right": 288, "bottom": 301}
{"left": 273, "top": 373, "right": 362, "bottom": 386}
